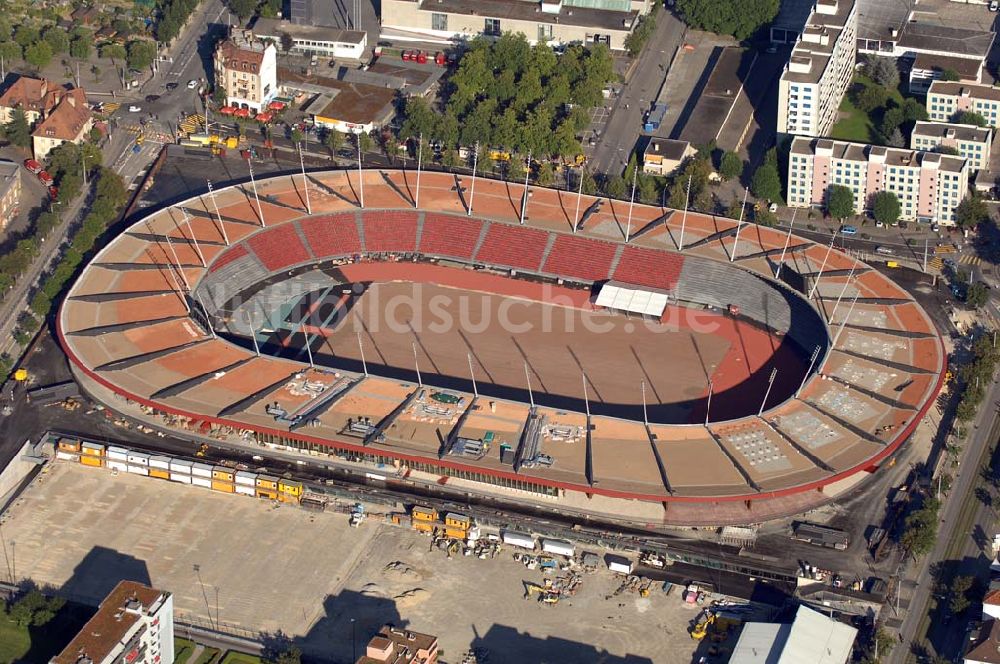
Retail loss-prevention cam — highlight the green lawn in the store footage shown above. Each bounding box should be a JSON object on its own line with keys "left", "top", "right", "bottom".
{"left": 0, "top": 603, "right": 93, "bottom": 664}
{"left": 174, "top": 638, "right": 196, "bottom": 664}
{"left": 219, "top": 651, "right": 264, "bottom": 664}
{"left": 830, "top": 75, "right": 907, "bottom": 145}
{"left": 194, "top": 647, "right": 222, "bottom": 664}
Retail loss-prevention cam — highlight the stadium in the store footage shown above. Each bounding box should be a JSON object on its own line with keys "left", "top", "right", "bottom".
{"left": 56, "top": 168, "right": 945, "bottom": 525}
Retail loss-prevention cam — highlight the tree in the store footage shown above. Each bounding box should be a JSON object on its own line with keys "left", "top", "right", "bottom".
{"left": 69, "top": 34, "right": 92, "bottom": 60}
{"left": 880, "top": 106, "right": 905, "bottom": 138}
{"left": 865, "top": 56, "right": 899, "bottom": 89}
{"left": 967, "top": 282, "right": 990, "bottom": 309}
{"left": 827, "top": 184, "right": 855, "bottom": 220}
{"left": 950, "top": 575, "right": 974, "bottom": 614}
{"left": 887, "top": 127, "right": 905, "bottom": 147}
{"left": 955, "top": 110, "right": 988, "bottom": 127}
{"left": 13, "top": 25, "right": 38, "bottom": 49}
{"left": 871, "top": 191, "right": 901, "bottom": 227}
{"left": 8, "top": 590, "right": 65, "bottom": 627}
{"left": 42, "top": 27, "right": 68, "bottom": 54}
{"left": 605, "top": 173, "right": 627, "bottom": 199}
{"left": 852, "top": 83, "right": 888, "bottom": 113}
{"left": 0, "top": 41, "right": 21, "bottom": 63}
{"left": 675, "top": 0, "right": 779, "bottom": 40}
{"left": 750, "top": 162, "right": 782, "bottom": 204}
{"left": 279, "top": 33, "right": 294, "bottom": 52}
{"left": 624, "top": 12, "right": 656, "bottom": 57}
{"left": 24, "top": 41, "right": 52, "bottom": 69}
{"left": 101, "top": 43, "right": 127, "bottom": 63}
{"left": 935, "top": 145, "right": 960, "bottom": 156}
{"left": 399, "top": 97, "right": 436, "bottom": 141}
{"left": 358, "top": 132, "right": 374, "bottom": 155}
{"left": 901, "top": 496, "right": 940, "bottom": 558}
{"left": 719, "top": 151, "right": 743, "bottom": 181}
{"left": 324, "top": 129, "right": 343, "bottom": 161}
{"left": 290, "top": 128, "right": 304, "bottom": 144}
{"left": 3, "top": 108, "right": 30, "bottom": 148}
{"left": 536, "top": 162, "right": 555, "bottom": 186}
{"left": 939, "top": 68, "right": 960, "bottom": 82}
{"left": 126, "top": 40, "right": 157, "bottom": 72}
{"left": 228, "top": 0, "right": 259, "bottom": 21}
{"left": 955, "top": 193, "right": 989, "bottom": 230}
{"left": 901, "top": 98, "right": 928, "bottom": 124}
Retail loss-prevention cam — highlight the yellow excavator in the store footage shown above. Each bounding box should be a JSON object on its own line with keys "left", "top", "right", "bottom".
{"left": 690, "top": 612, "right": 715, "bottom": 640}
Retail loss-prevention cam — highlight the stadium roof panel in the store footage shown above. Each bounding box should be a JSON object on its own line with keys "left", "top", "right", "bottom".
{"left": 57, "top": 169, "right": 945, "bottom": 508}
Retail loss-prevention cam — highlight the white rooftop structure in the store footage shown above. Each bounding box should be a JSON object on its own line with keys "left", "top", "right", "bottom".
{"left": 594, "top": 282, "right": 669, "bottom": 318}
{"left": 731, "top": 606, "right": 857, "bottom": 664}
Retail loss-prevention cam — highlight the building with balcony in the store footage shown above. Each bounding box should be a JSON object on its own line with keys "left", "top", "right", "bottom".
{"left": 641, "top": 138, "right": 695, "bottom": 176}
{"left": 49, "top": 581, "right": 174, "bottom": 664}
{"left": 250, "top": 18, "right": 367, "bottom": 60}
{"left": 214, "top": 30, "right": 277, "bottom": 112}
{"left": 911, "top": 121, "right": 992, "bottom": 171}
{"left": 379, "top": 0, "right": 647, "bottom": 51}
{"left": 787, "top": 136, "right": 970, "bottom": 225}
{"left": 356, "top": 625, "right": 439, "bottom": 664}
{"left": 777, "top": 0, "right": 857, "bottom": 137}
{"left": 0, "top": 161, "right": 21, "bottom": 230}
{"left": 31, "top": 88, "right": 93, "bottom": 161}
{"left": 927, "top": 81, "right": 1000, "bottom": 128}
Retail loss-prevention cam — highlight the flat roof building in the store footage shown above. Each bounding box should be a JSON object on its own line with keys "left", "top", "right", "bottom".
{"left": 788, "top": 136, "right": 970, "bottom": 225}
{"left": 379, "top": 0, "right": 647, "bottom": 51}
{"left": 777, "top": 0, "right": 858, "bottom": 137}
{"left": 911, "top": 121, "right": 992, "bottom": 171}
{"left": 730, "top": 605, "right": 857, "bottom": 664}
{"left": 356, "top": 624, "right": 439, "bottom": 664}
{"left": 0, "top": 160, "right": 21, "bottom": 230}
{"left": 49, "top": 581, "right": 174, "bottom": 664}
{"left": 928, "top": 81, "right": 1000, "bottom": 129}
{"left": 251, "top": 17, "right": 367, "bottom": 60}
{"left": 279, "top": 68, "right": 396, "bottom": 134}
{"left": 642, "top": 138, "right": 695, "bottom": 176}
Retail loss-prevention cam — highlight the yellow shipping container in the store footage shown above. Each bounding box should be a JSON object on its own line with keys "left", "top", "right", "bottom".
{"left": 278, "top": 493, "right": 300, "bottom": 505}
{"left": 444, "top": 527, "right": 468, "bottom": 540}
{"left": 58, "top": 439, "right": 81, "bottom": 452}
{"left": 445, "top": 513, "right": 470, "bottom": 530}
{"left": 412, "top": 506, "right": 437, "bottom": 522}
{"left": 149, "top": 468, "right": 170, "bottom": 480}
{"left": 279, "top": 480, "right": 303, "bottom": 497}
{"left": 256, "top": 475, "right": 278, "bottom": 490}
{"left": 81, "top": 444, "right": 104, "bottom": 456}
{"left": 212, "top": 468, "right": 235, "bottom": 481}
{"left": 80, "top": 455, "right": 103, "bottom": 467}
{"left": 413, "top": 521, "right": 435, "bottom": 534}
{"left": 211, "top": 480, "right": 235, "bottom": 493}
{"left": 256, "top": 489, "right": 278, "bottom": 500}
{"left": 225, "top": 136, "right": 238, "bottom": 149}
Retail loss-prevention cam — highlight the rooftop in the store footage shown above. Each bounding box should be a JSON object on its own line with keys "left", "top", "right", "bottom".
{"left": 928, "top": 80, "right": 1000, "bottom": 103}
{"left": 781, "top": 0, "right": 855, "bottom": 85}
{"left": 790, "top": 136, "right": 969, "bottom": 174}
{"left": 896, "top": 23, "right": 994, "bottom": 59}
{"left": 251, "top": 17, "right": 366, "bottom": 44}
{"left": 405, "top": 0, "right": 639, "bottom": 32}
{"left": 966, "top": 618, "right": 1000, "bottom": 664}
{"left": 32, "top": 90, "right": 90, "bottom": 142}
{"left": 911, "top": 120, "right": 991, "bottom": 143}
{"left": 644, "top": 138, "right": 692, "bottom": 162}
{"left": 0, "top": 76, "right": 76, "bottom": 117}
{"left": 732, "top": 606, "right": 855, "bottom": 664}
{"left": 50, "top": 581, "right": 166, "bottom": 664}
{"left": 279, "top": 68, "right": 396, "bottom": 125}
{"left": 216, "top": 33, "right": 272, "bottom": 74}
{"left": 911, "top": 53, "right": 984, "bottom": 81}
{"left": 356, "top": 624, "right": 438, "bottom": 664}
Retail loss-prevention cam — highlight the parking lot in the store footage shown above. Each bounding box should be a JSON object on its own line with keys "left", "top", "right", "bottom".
{"left": 2, "top": 461, "right": 713, "bottom": 663}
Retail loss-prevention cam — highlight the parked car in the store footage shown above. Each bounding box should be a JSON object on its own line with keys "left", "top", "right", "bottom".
{"left": 840, "top": 225, "right": 858, "bottom": 235}
{"left": 47, "top": 186, "right": 58, "bottom": 200}
{"left": 875, "top": 246, "right": 894, "bottom": 255}
{"left": 22, "top": 158, "right": 42, "bottom": 174}
{"left": 990, "top": 0, "right": 998, "bottom": 11}
{"left": 144, "top": 94, "right": 160, "bottom": 102}
{"left": 768, "top": 202, "right": 778, "bottom": 213}
{"left": 128, "top": 105, "right": 141, "bottom": 112}
{"left": 37, "top": 170, "right": 54, "bottom": 187}
{"left": 187, "top": 79, "right": 198, "bottom": 89}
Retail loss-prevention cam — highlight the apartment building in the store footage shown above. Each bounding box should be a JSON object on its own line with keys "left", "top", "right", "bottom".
{"left": 49, "top": 581, "right": 174, "bottom": 664}
{"left": 927, "top": 81, "right": 1000, "bottom": 128}
{"left": 356, "top": 625, "right": 439, "bottom": 664}
{"left": 642, "top": 138, "right": 696, "bottom": 176}
{"left": 0, "top": 76, "right": 78, "bottom": 126}
{"left": 0, "top": 161, "right": 20, "bottom": 230}
{"left": 379, "top": 0, "right": 647, "bottom": 51}
{"left": 787, "top": 136, "right": 969, "bottom": 225}
{"left": 911, "top": 121, "right": 992, "bottom": 171}
{"left": 213, "top": 30, "right": 277, "bottom": 112}
{"left": 777, "top": 0, "right": 858, "bottom": 137}
{"left": 31, "top": 89, "right": 93, "bottom": 161}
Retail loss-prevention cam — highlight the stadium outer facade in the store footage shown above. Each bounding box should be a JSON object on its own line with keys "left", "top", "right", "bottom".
{"left": 56, "top": 169, "right": 945, "bottom": 525}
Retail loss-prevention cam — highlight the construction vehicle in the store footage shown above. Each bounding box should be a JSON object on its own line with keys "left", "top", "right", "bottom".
{"left": 690, "top": 612, "right": 715, "bottom": 640}
{"left": 13, "top": 369, "right": 28, "bottom": 382}
{"left": 195, "top": 443, "right": 209, "bottom": 457}
{"left": 638, "top": 578, "right": 653, "bottom": 597}
{"left": 349, "top": 503, "right": 365, "bottom": 527}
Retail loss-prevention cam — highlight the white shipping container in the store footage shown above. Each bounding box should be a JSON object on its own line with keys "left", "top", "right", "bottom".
{"left": 56, "top": 451, "right": 78, "bottom": 461}
{"left": 149, "top": 456, "right": 171, "bottom": 470}
{"left": 235, "top": 484, "right": 255, "bottom": 496}
{"left": 170, "top": 473, "right": 192, "bottom": 484}
{"left": 106, "top": 460, "right": 128, "bottom": 472}
{"left": 170, "top": 459, "right": 193, "bottom": 473}
{"left": 606, "top": 555, "right": 633, "bottom": 575}
{"left": 541, "top": 539, "right": 575, "bottom": 558}
{"left": 192, "top": 477, "right": 212, "bottom": 488}
{"left": 127, "top": 465, "right": 149, "bottom": 476}
{"left": 127, "top": 453, "right": 149, "bottom": 466}
{"left": 235, "top": 471, "right": 257, "bottom": 486}
{"left": 191, "top": 463, "right": 213, "bottom": 478}
{"left": 106, "top": 446, "right": 129, "bottom": 461}
{"left": 502, "top": 531, "right": 536, "bottom": 550}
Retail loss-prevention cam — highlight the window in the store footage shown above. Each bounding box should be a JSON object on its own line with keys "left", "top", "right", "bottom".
{"left": 484, "top": 18, "right": 500, "bottom": 35}
{"left": 538, "top": 24, "right": 552, "bottom": 41}
{"left": 432, "top": 12, "right": 448, "bottom": 31}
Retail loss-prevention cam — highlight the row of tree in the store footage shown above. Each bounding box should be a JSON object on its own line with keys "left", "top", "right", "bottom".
{"left": 955, "top": 333, "right": 1000, "bottom": 423}
{"left": 0, "top": 21, "right": 93, "bottom": 70}
{"left": 225, "top": 0, "right": 283, "bottom": 22}
{"left": 675, "top": 0, "right": 779, "bottom": 40}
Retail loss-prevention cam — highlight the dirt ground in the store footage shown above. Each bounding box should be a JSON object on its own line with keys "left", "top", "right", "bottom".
{"left": 1, "top": 461, "right": 708, "bottom": 663}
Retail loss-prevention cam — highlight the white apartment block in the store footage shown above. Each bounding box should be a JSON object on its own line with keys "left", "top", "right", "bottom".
{"left": 214, "top": 30, "right": 277, "bottom": 112}
{"left": 788, "top": 137, "right": 969, "bottom": 225}
{"left": 50, "top": 581, "right": 174, "bottom": 664}
{"left": 911, "top": 121, "right": 992, "bottom": 171}
{"left": 777, "top": 0, "right": 858, "bottom": 137}
{"left": 927, "top": 81, "right": 1000, "bottom": 128}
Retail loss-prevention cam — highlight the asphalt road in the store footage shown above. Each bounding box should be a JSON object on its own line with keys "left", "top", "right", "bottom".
{"left": 888, "top": 379, "right": 1000, "bottom": 663}
{"left": 589, "top": 11, "right": 686, "bottom": 175}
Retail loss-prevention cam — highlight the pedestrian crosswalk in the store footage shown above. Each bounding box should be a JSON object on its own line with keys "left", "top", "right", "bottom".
{"left": 934, "top": 244, "right": 957, "bottom": 255}
{"left": 958, "top": 254, "right": 982, "bottom": 266}
{"left": 929, "top": 257, "right": 943, "bottom": 271}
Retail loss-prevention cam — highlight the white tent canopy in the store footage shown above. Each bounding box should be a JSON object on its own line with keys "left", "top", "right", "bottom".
{"left": 594, "top": 282, "right": 669, "bottom": 318}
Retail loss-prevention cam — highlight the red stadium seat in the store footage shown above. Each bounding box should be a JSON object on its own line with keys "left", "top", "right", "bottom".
{"left": 543, "top": 234, "right": 618, "bottom": 282}
{"left": 246, "top": 225, "right": 310, "bottom": 272}
{"left": 363, "top": 210, "right": 418, "bottom": 252}
{"left": 475, "top": 224, "right": 549, "bottom": 272}
{"left": 613, "top": 245, "right": 685, "bottom": 290}
{"left": 208, "top": 244, "right": 249, "bottom": 273}
{"left": 299, "top": 213, "right": 361, "bottom": 258}
{"left": 420, "top": 213, "right": 483, "bottom": 259}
